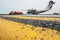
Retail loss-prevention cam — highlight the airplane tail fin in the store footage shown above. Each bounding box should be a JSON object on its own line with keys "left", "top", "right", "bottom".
{"left": 46, "top": 0, "right": 55, "bottom": 10}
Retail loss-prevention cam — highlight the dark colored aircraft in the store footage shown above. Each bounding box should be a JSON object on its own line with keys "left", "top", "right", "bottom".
{"left": 27, "top": 0, "right": 55, "bottom": 14}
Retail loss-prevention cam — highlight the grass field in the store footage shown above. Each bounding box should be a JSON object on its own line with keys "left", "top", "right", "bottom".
{"left": 0, "top": 16, "right": 60, "bottom": 40}
{"left": 10, "top": 16, "right": 60, "bottom": 22}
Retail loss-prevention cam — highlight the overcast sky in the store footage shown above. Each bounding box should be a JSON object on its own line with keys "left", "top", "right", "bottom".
{"left": 0, "top": 0, "right": 60, "bottom": 14}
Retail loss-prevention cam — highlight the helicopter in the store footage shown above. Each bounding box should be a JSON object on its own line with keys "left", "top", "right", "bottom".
{"left": 26, "top": 0, "right": 55, "bottom": 14}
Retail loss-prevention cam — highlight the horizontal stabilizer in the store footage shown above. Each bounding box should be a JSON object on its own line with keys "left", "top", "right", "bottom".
{"left": 46, "top": 0, "right": 55, "bottom": 10}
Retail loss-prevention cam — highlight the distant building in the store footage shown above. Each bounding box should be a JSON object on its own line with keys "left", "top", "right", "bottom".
{"left": 53, "top": 13, "right": 60, "bottom": 15}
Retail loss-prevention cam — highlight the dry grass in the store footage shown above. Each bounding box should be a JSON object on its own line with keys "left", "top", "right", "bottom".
{"left": 0, "top": 18, "right": 60, "bottom": 40}
{"left": 10, "top": 16, "right": 60, "bottom": 22}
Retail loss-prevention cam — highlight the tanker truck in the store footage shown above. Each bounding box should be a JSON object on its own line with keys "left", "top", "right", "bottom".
{"left": 9, "top": 11, "right": 23, "bottom": 15}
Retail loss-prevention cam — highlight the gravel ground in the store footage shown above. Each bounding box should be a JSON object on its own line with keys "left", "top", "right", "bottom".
{"left": 0, "top": 16, "right": 60, "bottom": 31}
